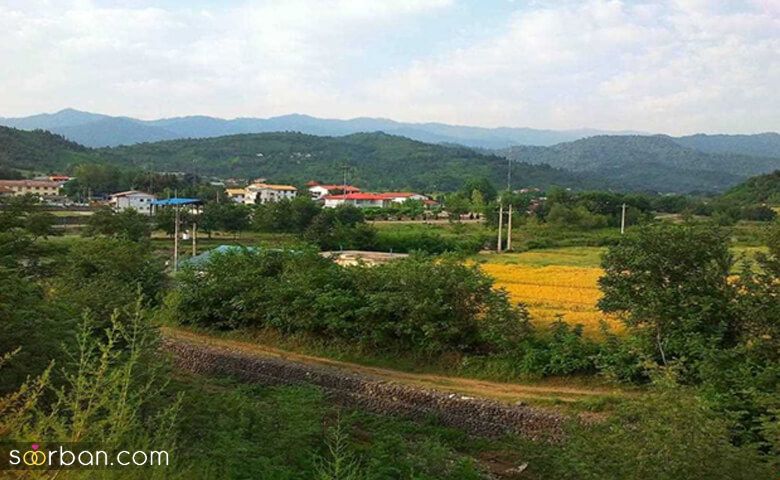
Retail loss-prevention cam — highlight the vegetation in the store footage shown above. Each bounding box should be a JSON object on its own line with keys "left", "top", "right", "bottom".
{"left": 0, "top": 126, "right": 92, "bottom": 173}
{"left": 165, "top": 250, "right": 528, "bottom": 354}
{"left": 2, "top": 182, "right": 779, "bottom": 477}
{"left": 719, "top": 170, "right": 780, "bottom": 205}
{"left": 499, "top": 135, "right": 779, "bottom": 192}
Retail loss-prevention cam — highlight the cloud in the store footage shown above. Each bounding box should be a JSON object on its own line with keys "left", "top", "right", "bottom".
{"left": 363, "top": 0, "right": 780, "bottom": 134}
{"left": 0, "top": 0, "right": 777, "bottom": 134}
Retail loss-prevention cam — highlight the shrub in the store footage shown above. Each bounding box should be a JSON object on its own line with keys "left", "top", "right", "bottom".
{"left": 521, "top": 382, "right": 775, "bottom": 479}
{"left": 167, "top": 250, "right": 529, "bottom": 354}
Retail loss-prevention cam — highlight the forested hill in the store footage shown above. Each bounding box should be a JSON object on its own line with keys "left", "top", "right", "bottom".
{"left": 498, "top": 135, "right": 780, "bottom": 193}
{"left": 673, "top": 132, "right": 780, "bottom": 158}
{"left": 0, "top": 126, "right": 96, "bottom": 175}
{"left": 97, "top": 131, "right": 599, "bottom": 191}
{"left": 720, "top": 170, "right": 780, "bottom": 205}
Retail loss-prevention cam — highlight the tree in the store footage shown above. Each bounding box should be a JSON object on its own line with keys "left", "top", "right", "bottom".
{"left": 25, "top": 212, "right": 57, "bottom": 239}
{"left": 85, "top": 207, "right": 151, "bottom": 242}
{"left": 598, "top": 223, "right": 733, "bottom": 370}
{"left": 461, "top": 177, "right": 497, "bottom": 202}
{"left": 443, "top": 193, "right": 469, "bottom": 222}
{"left": 220, "top": 203, "right": 251, "bottom": 237}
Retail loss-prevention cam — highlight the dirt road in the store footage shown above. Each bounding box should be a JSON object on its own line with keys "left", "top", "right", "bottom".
{"left": 163, "top": 328, "right": 623, "bottom": 439}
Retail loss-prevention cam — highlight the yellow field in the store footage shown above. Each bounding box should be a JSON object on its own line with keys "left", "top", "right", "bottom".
{"left": 478, "top": 249, "right": 622, "bottom": 337}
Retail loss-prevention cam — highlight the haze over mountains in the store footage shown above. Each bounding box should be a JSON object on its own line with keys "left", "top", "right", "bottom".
{"left": 1, "top": 108, "right": 778, "bottom": 193}
{"left": 0, "top": 109, "right": 644, "bottom": 149}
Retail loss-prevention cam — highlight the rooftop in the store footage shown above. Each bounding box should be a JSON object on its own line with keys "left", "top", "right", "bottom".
{"left": 248, "top": 183, "right": 297, "bottom": 191}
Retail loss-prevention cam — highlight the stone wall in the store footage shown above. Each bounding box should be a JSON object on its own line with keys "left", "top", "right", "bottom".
{"left": 164, "top": 337, "right": 566, "bottom": 440}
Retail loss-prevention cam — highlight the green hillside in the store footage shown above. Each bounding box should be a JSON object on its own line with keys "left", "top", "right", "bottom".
{"left": 499, "top": 135, "right": 780, "bottom": 193}
{"left": 720, "top": 170, "right": 780, "bottom": 205}
{"left": 0, "top": 126, "right": 96, "bottom": 174}
{"left": 98, "top": 131, "right": 598, "bottom": 191}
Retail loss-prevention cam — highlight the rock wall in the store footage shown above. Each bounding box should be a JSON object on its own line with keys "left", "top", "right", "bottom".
{"left": 164, "top": 337, "right": 566, "bottom": 440}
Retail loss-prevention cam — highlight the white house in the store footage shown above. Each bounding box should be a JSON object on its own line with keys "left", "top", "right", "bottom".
{"left": 225, "top": 188, "right": 246, "bottom": 203}
{"left": 380, "top": 192, "right": 429, "bottom": 204}
{"left": 244, "top": 183, "right": 297, "bottom": 204}
{"left": 307, "top": 182, "right": 361, "bottom": 200}
{"left": 109, "top": 190, "right": 156, "bottom": 215}
{"left": 323, "top": 193, "right": 388, "bottom": 208}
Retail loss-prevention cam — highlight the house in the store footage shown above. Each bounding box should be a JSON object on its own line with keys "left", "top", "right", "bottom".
{"left": 225, "top": 188, "right": 246, "bottom": 203}
{"left": 308, "top": 182, "right": 361, "bottom": 200}
{"left": 323, "top": 191, "right": 431, "bottom": 209}
{"left": 323, "top": 193, "right": 388, "bottom": 208}
{"left": 48, "top": 175, "right": 71, "bottom": 182}
{"left": 0, "top": 179, "right": 63, "bottom": 197}
{"left": 244, "top": 183, "right": 297, "bottom": 204}
{"left": 378, "top": 192, "right": 429, "bottom": 204}
{"left": 108, "top": 190, "right": 157, "bottom": 215}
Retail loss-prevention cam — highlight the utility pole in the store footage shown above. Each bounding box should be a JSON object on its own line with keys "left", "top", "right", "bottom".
{"left": 497, "top": 202, "right": 503, "bottom": 252}
{"left": 342, "top": 162, "right": 348, "bottom": 194}
{"left": 620, "top": 202, "right": 627, "bottom": 235}
{"left": 507, "top": 204, "right": 513, "bottom": 251}
{"left": 192, "top": 221, "right": 197, "bottom": 257}
{"left": 507, "top": 156, "right": 511, "bottom": 191}
{"left": 173, "top": 205, "right": 180, "bottom": 272}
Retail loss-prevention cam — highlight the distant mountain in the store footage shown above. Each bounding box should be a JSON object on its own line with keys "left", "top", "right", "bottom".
{"left": 0, "top": 109, "right": 641, "bottom": 148}
{"left": 672, "top": 133, "right": 780, "bottom": 158}
{"left": 0, "top": 127, "right": 599, "bottom": 192}
{"left": 498, "top": 136, "right": 780, "bottom": 193}
{"left": 98, "top": 131, "right": 601, "bottom": 191}
{"left": 0, "top": 126, "right": 96, "bottom": 173}
{"left": 720, "top": 170, "right": 780, "bottom": 205}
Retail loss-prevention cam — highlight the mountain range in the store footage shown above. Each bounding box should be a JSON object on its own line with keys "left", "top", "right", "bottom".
{"left": 497, "top": 136, "right": 779, "bottom": 193}
{"left": 0, "top": 109, "right": 645, "bottom": 149}
{"left": 0, "top": 127, "right": 598, "bottom": 192}
{"left": 0, "top": 109, "right": 778, "bottom": 193}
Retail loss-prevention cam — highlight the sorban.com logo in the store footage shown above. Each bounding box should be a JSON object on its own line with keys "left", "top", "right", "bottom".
{"left": 1, "top": 442, "right": 170, "bottom": 470}
{"left": 21, "top": 444, "right": 46, "bottom": 466}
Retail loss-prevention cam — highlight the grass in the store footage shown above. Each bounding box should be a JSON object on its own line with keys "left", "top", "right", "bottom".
{"left": 165, "top": 326, "right": 627, "bottom": 413}
{"left": 171, "top": 371, "right": 492, "bottom": 479}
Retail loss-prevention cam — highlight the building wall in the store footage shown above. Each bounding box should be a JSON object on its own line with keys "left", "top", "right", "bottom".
{"left": 114, "top": 194, "right": 156, "bottom": 215}
{"left": 244, "top": 188, "right": 297, "bottom": 204}
{"left": 0, "top": 181, "right": 62, "bottom": 197}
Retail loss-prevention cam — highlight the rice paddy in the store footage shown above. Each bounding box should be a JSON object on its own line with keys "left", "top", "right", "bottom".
{"left": 476, "top": 247, "right": 622, "bottom": 337}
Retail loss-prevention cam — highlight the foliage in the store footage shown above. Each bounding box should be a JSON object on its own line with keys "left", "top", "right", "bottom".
{"left": 85, "top": 206, "right": 152, "bottom": 242}
{"left": 0, "top": 268, "right": 72, "bottom": 393}
{"left": 719, "top": 170, "right": 780, "bottom": 205}
{"left": 499, "top": 135, "right": 780, "bottom": 193}
{"left": 174, "top": 377, "right": 483, "bottom": 479}
{"left": 303, "top": 205, "right": 377, "bottom": 250}
{"left": 252, "top": 196, "right": 321, "bottom": 233}
{"left": 517, "top": 318, "right": 599, "bottom": 376}
{"left": 1, "top": 309, "right": 180, "bottom": 480}
{"left": 521, "top": 382, "right": 775, "bottom": 479}
{"left": 49, "top": 237, "right": 167, "bottom": 322}
{"left": 598, "top": 221, "right": 780, "bottom": 456}
{"left": 374, "top": 228, "right": 487, "bottom": 254}
{"left": 166, "top": 250, "right": 529, "bottom": 354}
{"left": 598, "top": 223, "right": 734, "bottom": 371}
{"left": 0, "top": 195, "right": 57, "bottom": 238}
{"left": 0, "top": 126, "right": 92, "bottom": 173}
{"left": 99, "top": 132, "right": 592, "bottom": 192}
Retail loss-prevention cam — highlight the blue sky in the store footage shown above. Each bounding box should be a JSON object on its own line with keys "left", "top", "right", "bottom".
{"left": 1, "top": 0, "right": 778, "bottom": 134}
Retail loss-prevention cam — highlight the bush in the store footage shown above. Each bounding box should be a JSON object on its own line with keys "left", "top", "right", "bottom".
{"left": 522, "top": 382, "right": 775, "bottom": 479}
{"left": 166, "top": 250, "right": 529, "bottom": 354}
{"left": 516, "top": 319, "right": 599, "bottom": 376}
{"left": 374, "top": 229, "right": 486, "bottom": 254}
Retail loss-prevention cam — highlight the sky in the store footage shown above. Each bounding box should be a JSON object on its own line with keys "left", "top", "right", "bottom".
{"left": 0, "top": 0, "right": 778, "bottom": 134}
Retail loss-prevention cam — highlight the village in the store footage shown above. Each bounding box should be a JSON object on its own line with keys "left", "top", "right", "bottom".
{"left": 0, "top": 176, "right": 443, "bottom": 213}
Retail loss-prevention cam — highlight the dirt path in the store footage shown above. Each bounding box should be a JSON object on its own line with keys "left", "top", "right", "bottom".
{"left": 163, "top": 328, "right": 625, "bottom": 439}
{"left": 163, "top": 328, "right": 623, "bottom": 403}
